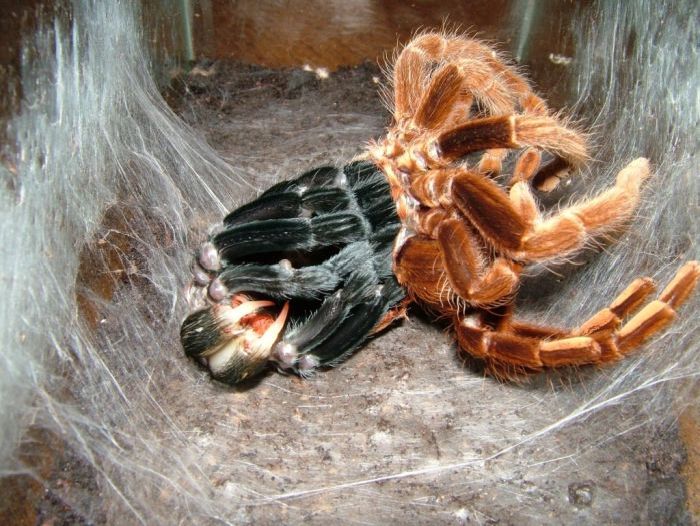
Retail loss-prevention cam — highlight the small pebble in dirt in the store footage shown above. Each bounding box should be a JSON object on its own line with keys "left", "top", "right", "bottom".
{"left": 568, "top": 481, "right": 595, "bottom": 507}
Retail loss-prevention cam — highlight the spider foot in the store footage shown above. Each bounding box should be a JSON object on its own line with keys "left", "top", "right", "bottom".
{"left": 454, "top": 261, "right": 700, "bottom": 381}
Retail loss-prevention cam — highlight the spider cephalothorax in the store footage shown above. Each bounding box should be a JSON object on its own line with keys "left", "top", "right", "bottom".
{"left": 181, "top": 32, "right": 698, "bottom": 384}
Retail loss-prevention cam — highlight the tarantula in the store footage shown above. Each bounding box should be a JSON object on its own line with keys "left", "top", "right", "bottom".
{"left": 181, "top": 32, "right": 699, "bottom": 383}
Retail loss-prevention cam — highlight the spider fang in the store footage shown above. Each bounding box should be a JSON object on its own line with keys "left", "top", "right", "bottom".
{"left": 181, "top": 295, "right": 289, "bottom": 383}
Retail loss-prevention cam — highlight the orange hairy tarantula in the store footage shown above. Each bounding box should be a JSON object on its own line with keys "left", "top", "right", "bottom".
{"left": 181, "top": 32, "right": 698, "bottom": 383}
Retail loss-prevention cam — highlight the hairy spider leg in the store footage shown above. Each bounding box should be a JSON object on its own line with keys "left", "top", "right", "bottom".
{"left": 392, "top": 44, "right": 511, "bottom": 127}
{"left": 393, "top": 223, "right": 520, "bottom": 311}
{"left": 392, "top": 158, "right": 662, "bottom": 349}
{"left": 375, "top": 114, "right": 588, "bottom": 228}
{"left": 222, "top": 165, "right": 342, "bottom": 227}
{"left": 391, "top": 32, "right": 557, "bottom": 177}
{"left": 448, "top": 157, "right": 651, "bottom": 262}
{"left": 278, "top": 275, "right": 405, "bottom": 375}
{"left": 213, "top": 213, "right": 370, "bottom": 262}
{"left": 390, "top": 44, "right": 517, "bottom": 178}
{"left": 432, "top": 114, "right": 588, "bottom": 169}
{"left": 435, "top": 218, "right": 522, "bottom": 307}
{"left": 395, "top": 33, "right": 523, "bottom": 120}
{"left": 453, "top": 261, "right": 700, "bottom": 380}
{"left": 270, "top": 198, "right": 404, "bottom": 373}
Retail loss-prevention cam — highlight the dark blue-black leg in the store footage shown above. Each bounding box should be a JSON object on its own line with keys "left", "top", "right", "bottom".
{"left": 197, "top": 164, "right": 380, "bottom": 273}
{"left": 270, "top": 240, "right": 404, "bottom": 375}
{"left": 222, "top": 165, "right": 342, "bottom": 226}
{"left": 292, "top": 278, "right": 404, "bottom": 374}
{"left": 212, "top": 212, "right": 370, "bottom": 263}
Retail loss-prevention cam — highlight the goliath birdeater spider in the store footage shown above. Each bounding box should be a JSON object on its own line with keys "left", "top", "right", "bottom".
{"left": 181, "top": 32, "right": 699, "bottom": 384}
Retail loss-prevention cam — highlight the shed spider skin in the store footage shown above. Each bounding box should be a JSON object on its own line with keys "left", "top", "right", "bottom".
{"left": 181, "top": 162, "right": 407, "bottom": 383}
{"left": 181, "top": 32, "right": 699, "bottom": 384}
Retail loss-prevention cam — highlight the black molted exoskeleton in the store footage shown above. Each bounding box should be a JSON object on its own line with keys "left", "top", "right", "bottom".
{"left": 181, "top": 160, "right": 405, "bottom": 384}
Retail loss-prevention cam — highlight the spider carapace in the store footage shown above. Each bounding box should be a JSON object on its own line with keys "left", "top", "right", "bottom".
{"left": 181, "top": 32, "right": 699, "bottom": 384}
